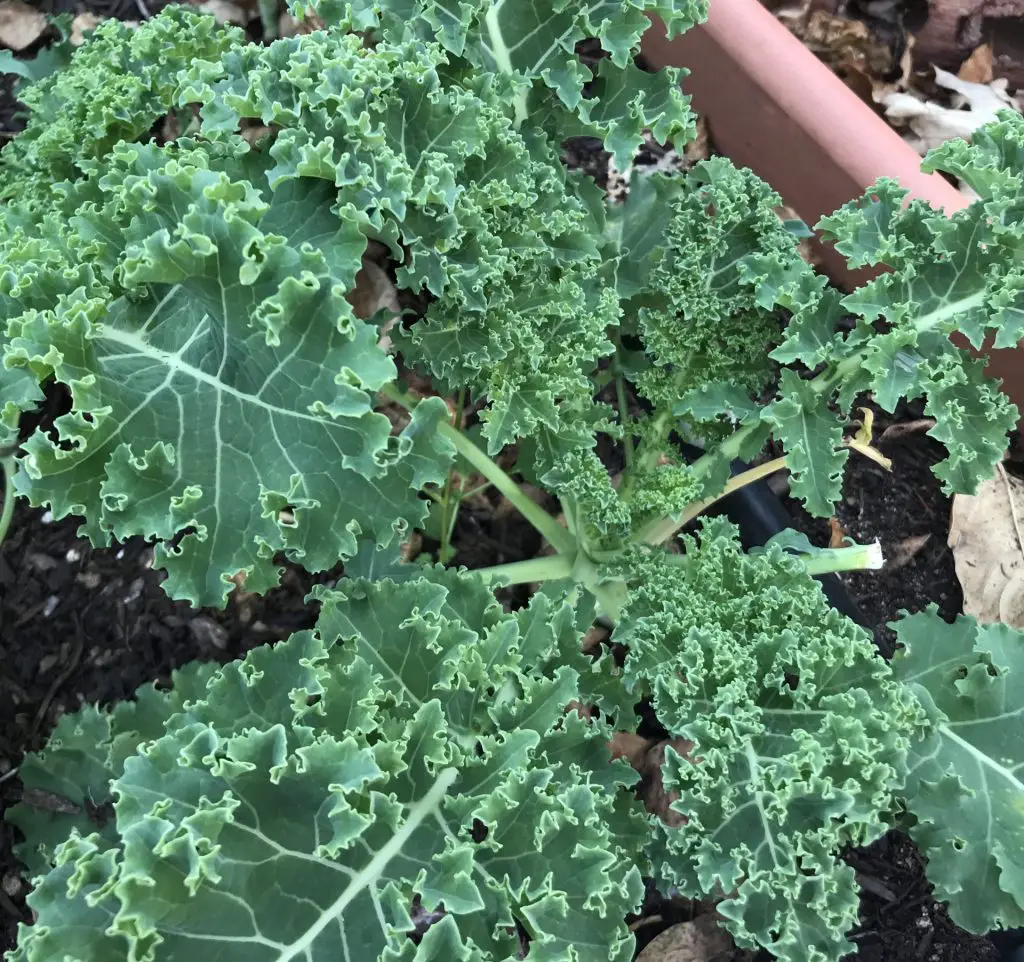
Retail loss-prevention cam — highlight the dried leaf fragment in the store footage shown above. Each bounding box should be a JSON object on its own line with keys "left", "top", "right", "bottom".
{"left": 882, "top": 67, "right": 1019, "bottom": 154}
{"left": 828, "top": 516, "right": 848, "bottom": 549}
{"left": 878, "top": 418, "right": 936, "bottom": 444}
{"left": 885, "top": 533, "right": 931, "bottom": 572}
{"left": 70, "top": 12, "right": 101, "bottom": 45}
{"left": 958, "top": 43, "right": 994, "bottom": 84}
{"left": 949, "top": 466, "right": 1024, "bottom": 627}
{"left": 0, "top": 0, "right": 46, "bottom": 51}
{"left": 196, "top": 0, "right": 250, "bottom": 24}
{"left": 634, "top": 916, "right": 733, "bottom": 962}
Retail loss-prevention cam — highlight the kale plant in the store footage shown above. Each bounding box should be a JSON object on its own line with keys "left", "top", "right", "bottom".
{"left": 1, "top": 4, "right": 1023, "bottom": 961}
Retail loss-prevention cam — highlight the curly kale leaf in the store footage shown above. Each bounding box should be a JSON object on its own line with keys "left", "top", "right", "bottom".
{"left": 1, "top": 23, "right": 639, "bottom": 602}
{"left": 9, "top": 568, "right": 645, "bottom": 962}
{"left": 3, "top": 135, "right": 454, "bottom": 607}
{"left": 611, "top": 518, "right": 927, "bottom": 962}
{"left": 286, "top": 0, "right": 706, "bottom": 169}
{"left": 759, "top": 116, "right": 1024, "bottom": 508}
{"left": 658, "top": 127, "right": 1023, "bottom": 518}
{"left": 0, "top": 8, "right": 239, "bottom": 214}
{"left": 890, "top": 607, "right": 1024, "bottom": 934}
{"left": 180, "top": 30, "right": 618, "bottom": 463}
{"left": 639, "top": 158, "right": 802, "bottom": 413}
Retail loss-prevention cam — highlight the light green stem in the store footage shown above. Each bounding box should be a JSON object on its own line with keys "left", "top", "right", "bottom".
{"left": 476, "top": 553, "right": 575, "bottom": 585}
{"left": 800, "top": 541, "right": 884, "bottom": 576}
{"left": 687, "top": 354, "right": 863, "bottom": 486}
{"left": 483, "top": 2, "right": 529, "bottom": 126}
{"left": 436, "top": 421, "right": 575, "bottom": 553}
{"left": 0, "top": 458, "right": 14, "bottom": 550}
{"left": 381, "top": 384, "right": 575, "bottom": 554}
{"left": 639, "top": 456, "right": 788, "bottom": 545}
{"left": 257, "top": 0, "right": 279, "bottom": 39}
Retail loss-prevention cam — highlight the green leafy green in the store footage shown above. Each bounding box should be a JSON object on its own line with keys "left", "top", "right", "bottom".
{"left": 891, "top": 607, "right": 1024, "bottom": 934}
{"left": 4, "top": 8, "right": 1024, "bottom": 962}
{"left": 604, "top": 518, "right": 927, "bottom": 961}
{"left": 9, "top": 567, "right": 645, "bottom": 962}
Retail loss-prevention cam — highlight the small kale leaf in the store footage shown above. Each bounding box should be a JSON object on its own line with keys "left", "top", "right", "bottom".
{"left": 890, "top": 607, "right": 1024, "bottom": 934}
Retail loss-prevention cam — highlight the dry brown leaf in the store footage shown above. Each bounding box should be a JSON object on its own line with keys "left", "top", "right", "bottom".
{"left": 958, "top": 43, "right": 994, "bottom": 84}
{"left": 347, "top": 258, "right": 401, "bottom": 350}
{"left": 684, "top": 115, "right": 710, "bottom": 163}
{"left": 828, "top": 516, "right": 848, "bottom": 549}
{"left": 240, "top": 124, "right": 276, "bottom": 144}
{"left": 638, "top": 737, "right": 694, "bottom": 828}
{"left": 885, "top": 533, "right": 931, "bottom": 572}
{"left": 948, "top": 466, "right": 1024, "bottom": 627}
{"left": 634, "top": 917, "right": 733, "bottom": 962}
{"left": 882, "top": 67, "right": 1018, "bottom": 154}
{"left": 347, "top": 259, "right": 400, "bottom": 321}
{"left": 0, "top": 0, "right": 46, "bottom": 51}
{"left": 608, "top": 732, "right": 651, "bottom": 770}
{"left": 278, "top": 10, "right": 323, "bottom": 34}
{"left": 70, "top": 12, "right": 100, "bottom": 45}
{"left": 196, "top": 0, "right": 250, "bottom": 24}
{"left": 778, "top": 8, "right": 893, "bottom": 77}
{"left": 878, "top": 418, "right": 936, "bottom": 444}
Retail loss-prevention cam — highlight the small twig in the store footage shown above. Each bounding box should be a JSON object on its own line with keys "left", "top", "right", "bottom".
{"left": 28, "top": 623, "right": 86, "bottom": 742}
{"left": 0, "top": 886, "right": 27, "bottom": 923}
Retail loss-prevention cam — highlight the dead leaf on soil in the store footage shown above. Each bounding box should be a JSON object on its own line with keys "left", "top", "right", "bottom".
{"left": 70, "top": 12, "right": 101, "bottom": 45}
{"left": 885, "top": 533, "right": 931, "bottom": 572}
{"left": 958, "top": 43, "right": 994, "bottom": 84}
{"left": 948, "top": 466, "right": 1024, "bottom": 627}
{"left": 878, "top": 417, "right": 936, "bottom": 444}
{"left": 777, "top": 8, "right": 894, "bottom": 78}
{"left": 196, "top": 0, "right": 251, "bottom": 24}
{"left": 637, "top": 737, "right": 695, "bottom": 828}
{"left": 0, "top": 0, "right": 46, "bottom": 51}
{"left": 828, "top": 516, "right": 848, "bottom": 549}
{"left": 634, "top": 916, "right": 733, "bottom": 962}
{"left": 347, "top": 257, "right": 401, "bottom": 350}
{"left": 609, "top": 731, "right": 651, "bottom": 770}
{"left": 881, "top": 67, "right": 1019, "bottom": 154}
{"left": 685, "top": 115, "right": 710, "bottom": 163}
{"left": 278, "top": 10, "right": 324, "bottom": 35}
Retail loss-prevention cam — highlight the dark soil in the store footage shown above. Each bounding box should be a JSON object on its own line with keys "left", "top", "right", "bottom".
{"left": 780, "top": 401, "right": 965, "bottom": 654}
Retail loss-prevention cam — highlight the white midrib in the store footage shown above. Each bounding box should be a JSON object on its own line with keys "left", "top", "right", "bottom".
{"left": 483, "top": 0, "right": 528, "bottom": 126}
{"left": 940, "top": 724, "right": 1024, "bottom": 793}
{"left": 483, "top": 0, "right": 512, "bottom": 74}
{"left": 275, "top": 767, "right": 459, "bottom": 962}
{"left": 95, "top": 324, "right": 343, "bottom": 429}
{"left": 744, "top": 741, "right": 780, "bottom": 868}
{"left": 915, "top": 290, "right": 986, "bottom": 333}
